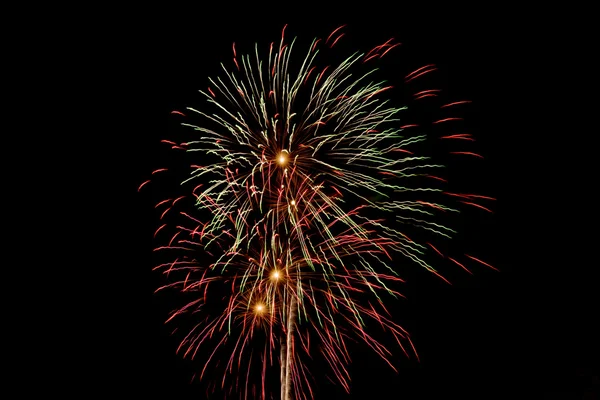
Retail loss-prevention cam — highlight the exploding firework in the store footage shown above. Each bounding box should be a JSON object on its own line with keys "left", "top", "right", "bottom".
{"left": 142, "top": 24, "right": 496, "bottom": 399}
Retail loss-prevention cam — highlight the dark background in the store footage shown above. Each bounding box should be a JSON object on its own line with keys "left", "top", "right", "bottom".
{"left": 125, "top": 12, "right": 597, "bottom": 400}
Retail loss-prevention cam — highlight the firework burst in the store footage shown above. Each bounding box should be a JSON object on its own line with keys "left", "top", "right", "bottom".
{"left": 142, "top": 24, "right": 495, "bottom": 399}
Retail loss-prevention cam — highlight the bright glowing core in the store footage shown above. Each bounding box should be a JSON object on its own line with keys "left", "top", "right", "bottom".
{"left": 271, "top": 270, "right": 281, "bottom": 280}
{"left": 277, "top": 153, "right": 288, "bottom": 165}
{"left": 255, "top": 303, "right": 265, "bottom": 313}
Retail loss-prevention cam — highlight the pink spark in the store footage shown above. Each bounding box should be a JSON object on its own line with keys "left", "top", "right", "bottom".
{"left": 138, "top": 180, "right": 150, "bottom": 191}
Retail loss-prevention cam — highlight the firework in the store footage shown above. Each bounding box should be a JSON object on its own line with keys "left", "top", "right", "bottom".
{"left": 143, "top": 24, "right": 495, "bottom": 399}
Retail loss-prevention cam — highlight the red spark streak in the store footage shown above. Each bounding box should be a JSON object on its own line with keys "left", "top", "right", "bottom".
{"left": 449, "top": 151, "right": 484, "bottom": 158}
{"left": 380, "top": 43, "right": 401, "bottom": 57}
{"left": 304, "top": 66, "right": 317, "bottom": 85}
{"left": 365, "top": 38, "right": 394, "bottom": 58}
{"left": 427, "top": 242, "right": 444, "bottom": 257}
{"left": 427, "top": 175, "right": 448, "bottom": 182}
{"left": 363, "top": 54, "right": 379, "bottom": 63}
{"left": 465, "top": 254, "right": 499, "bottom": 271}
{"left": 138, "top": 180, "right": 150, "bottom": 191}
{"left": 155, "top": 199, "right": 171, "bottom": 208}
{"left": 433, "top": 117, "right": 463, "bottom": 124}
{"left": 312, "top": 38, "right": 321, "bottom": 52}
{"left": 415, "top": 93, "right": 438, "bottom": 100}
{"left": 405, "top": 65, "right": 437, "bottom": 82}
{"left": 393, "top": 148, "right": 414, "bottom": 154}
{"left": 441, "top": 134, "right": 474, "bottom": 141}
{"left": 326, "top": 25, "right": 346, "bottom": 43}
{"left": 445, "top": 192, "right": 496, "bottom": 201}
{"left": 154, "top": 224, "right": 166, "bottom": 238}
{"left": 448, "top": 257, "right": 473, "bottom": 274}
{"left": 330, "top": 33, "right": 345, "bottom": 48}
{"left": 160, "top": 207, "right": 171, "bottom": 220}
{"left": 460, "top": 201, "right": 493, "bottom": 213}
{"left": 172, "top": 196, "right": 185, "bottom": 205}
{"left": 441, "top": 100, "right": 472, "bottom": 108}
{"left": 365, "top": 86, "right": 392, "bottom": 100}
{"left": 414, "top": 89, "right": 440, "bottom": 97}
{"left": 316, "top": 67, "right": 329, "bottom": 85}
{"left": 429, "top": 268, "right": 452, "bottom": 285}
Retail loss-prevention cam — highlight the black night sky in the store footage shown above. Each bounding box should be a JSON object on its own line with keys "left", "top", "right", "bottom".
{"left": 123, "top": 11, "right": 597, "bottom": 399}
